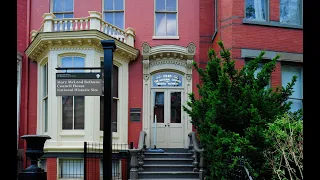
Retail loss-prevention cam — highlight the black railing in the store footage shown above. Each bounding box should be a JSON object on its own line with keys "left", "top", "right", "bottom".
{"left": 84, "top": 142, "right": 133, "bottom": 180}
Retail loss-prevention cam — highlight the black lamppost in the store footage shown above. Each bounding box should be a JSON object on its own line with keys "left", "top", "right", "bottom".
{"left": 18, "top": 135, "right": 51, "bottom": 180}
{"left": 101, "top": 39, "right": 116, "bottom": 180}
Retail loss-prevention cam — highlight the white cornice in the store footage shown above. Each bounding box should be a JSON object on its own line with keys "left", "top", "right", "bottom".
{"left": 26, "top": 30, "right": 139, "bottom": 62}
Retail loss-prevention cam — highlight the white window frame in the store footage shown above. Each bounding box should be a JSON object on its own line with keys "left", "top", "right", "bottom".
{"left": 244, "top": 0, "right": 269, "bottom": 22}
{"left": 60, "top": 55, "right": 86, "bottom": 131}
{"left": 281, "top": 64, "right": 303, "bottom": 112}
{"left": 51, "top": 0, "right": 74, "bottom": 18}
{"left": 102, "top": 0, "right": 125, "bottom": 29}
{"left": 100, "top": 60, "right": 120, "bottom": 133}
{"left": 279, "top": 0, "right": 303, "bottom": 26}
{"left": 58, "top": 158, "right": 84, "bottom": 179}
{"left": 153, "top": 0, "right": 179, "bottom": 39}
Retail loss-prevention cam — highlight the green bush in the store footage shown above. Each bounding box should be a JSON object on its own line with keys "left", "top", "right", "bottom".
{"left": 183, "top": 41, "right": 299, "bottom": 179}
{"left": 264, "top": 112, "right": 303, "bottom": 180}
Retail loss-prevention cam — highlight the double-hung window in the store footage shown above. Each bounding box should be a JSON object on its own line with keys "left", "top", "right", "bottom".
{"left": 282, "top": 65, "right": 303, "bottom": 112}
{"left": 61, "top": 56, "right": 85, "bottom": 130}
{"left": 59, "top": 159, "right": 84, "bottom": 178}
{"left": 52, "top": 0, "right": 74, "bottom": 18}
{"left": 155, "top": 0, "right": 178, "bottom": 36}
{"left": 280, "top": 0, "right": 302, "bottom": 25}
{"left": 100, "top": 62, "right": 119, "bottom": 132}
{"left": 42, "top": 63, "right": 49, "bottom": 132}
{"left": 103, "top": 0, "right": 124, "bottom": 29}
{"left": 245, "top": 0, "right": 267, "bottom": 21}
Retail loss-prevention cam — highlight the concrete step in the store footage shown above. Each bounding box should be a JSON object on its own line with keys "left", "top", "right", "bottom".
{"left": 143, "top": 158, "right": 193, "bottom": 165}
{"left": 138, "top": 171, "right": 199, "bottom": 179}
{"left": 143, "top": 164, "right": 195, "bottom": 172}
{"left": 158, "top": 148, "right": 191, "bottom": 153}
{"left": 144, "top": 152, "right": 193, "bottom": 159}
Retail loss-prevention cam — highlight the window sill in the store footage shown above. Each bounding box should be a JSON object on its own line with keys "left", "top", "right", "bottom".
{"left": 59, "top": 130, "right": 85, "bottom": 136}
{"left": 242, "top": 18, "right": 303, "bottom": 29}
{"left": 152, "top": 36, "right": 180, "bottom": 40}
{"left": 100, "top": 131, "right": 119, "bottom": 139}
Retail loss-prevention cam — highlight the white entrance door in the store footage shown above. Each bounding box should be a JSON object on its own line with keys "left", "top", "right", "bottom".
{"left": 151, "top": 89, "right": 184, "bottom": 148}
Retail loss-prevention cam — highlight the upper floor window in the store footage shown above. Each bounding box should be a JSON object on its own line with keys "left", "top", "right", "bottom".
{"left": 61, "top": 56, "right": 85, "bottom": 130}
{"left": 42, "top": 63, "right": 48, "bottom": 132}
{"left": 155, "top": 0, "right": 178, "bottom": 36}
{"left": 280, "top": 0, "right": 302, "bottom": 25}
{"left": 52, "top": 0, "right": 74, "bottom": 18}
{"left": 103, "top": 0, "right": 124, "bottom": 29}
{"left": 282, "top": 64, "right": 303, "bottom": 112}
{"left": 245, "top": 0, "right": 267, "bottom": 21}
{"left": 100, "top": 62, "right": 119, "bottom": 132}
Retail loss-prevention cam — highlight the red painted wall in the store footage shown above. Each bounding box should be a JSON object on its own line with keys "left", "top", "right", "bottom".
{"left": 46, "top": 158, "right": 57, "bottom": 180}
{"left": 25, "top": 0, "right": 200, "bottom": 148}
{"left": 126, "top": 0, "right": 200, "bottom": 147}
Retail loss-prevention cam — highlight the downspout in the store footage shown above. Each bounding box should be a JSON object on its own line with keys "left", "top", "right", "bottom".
{"left": 17, "top": 54, "right": 22, "bottom": 149}
{"left": 211, "top": 0, "right": 218, "bottom": 41}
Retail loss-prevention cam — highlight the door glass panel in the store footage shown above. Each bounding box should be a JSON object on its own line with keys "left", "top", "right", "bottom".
{"left": 154, "top": 92, "right": 164, "bottom": 123}
{"left": 170, "top": 92, "right": 181, "bottom": 123}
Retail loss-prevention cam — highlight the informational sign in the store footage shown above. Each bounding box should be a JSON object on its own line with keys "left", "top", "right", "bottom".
{"left": 56, "top": 73, "right": 102, "bottom": 96}
{"left": 152, "top": 72, "right": 183, "bottom": 87}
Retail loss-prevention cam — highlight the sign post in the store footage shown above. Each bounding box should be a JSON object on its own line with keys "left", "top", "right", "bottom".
{"left": 101, "top": 40, "right": 116, "bottom": 180}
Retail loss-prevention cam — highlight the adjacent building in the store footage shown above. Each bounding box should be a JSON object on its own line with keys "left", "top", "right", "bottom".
{"left": 17, "top": 0, "right": 302, "bottom": 179}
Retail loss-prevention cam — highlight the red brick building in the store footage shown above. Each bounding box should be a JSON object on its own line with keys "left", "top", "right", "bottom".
{"left": 17, "top": 0, "right": 302, "bottom": 179}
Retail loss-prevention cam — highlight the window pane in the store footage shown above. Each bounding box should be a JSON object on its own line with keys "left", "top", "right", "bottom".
{"left": 44, "top": 99, "right": 48, "bottom": 132}
{"left": 114, "top": 12, "right": 124, "bottom": 29}
{"left": 104, "top": 12, "right": 114, "bottom": 25}
{"left": 63, "top": 13, "right": 74, "bottom": 18}
{"left": 61, "top": 57, "right": 72, "bottom": 67}
{"left": 73, "top": 57, "right": 85, "bottom": 72}
{"left": 114, "top": 0, "right": 123, "bottom": 10}
{"left": 280, "top": 0, "right": 301, "bottom": 25}
{"left": 113, "top": 65, "right": 119, "bottom": 97}
{"left": 54, "top": 14, "right": 64, "bottom": 19}
{"left": 100, "top": 160, "right": 120, "bottom": 177}
{"left": 60, "top": 159, "right": 84, "bottom": 178}
{"left": 53, "top": 0, "right": 63, "bottom": 12}
{"left": 62, "top": 96, "right": 73, "bottom": 129}
{"left": 246, "top": 0, "right": 266, "bottom": 21}
{"left": 170, "top": 92, "right": 181, "bottom": 123}
{"left": 288, "top": 99, "right": 302, "bottom": 112}
{"left": 282, "top": 66, "right": 302, "bottom": 99}
{"left": 166, "top": 13, "right": 177, "bottom": 36}
{"left": 104, "top": 0, "right": 113, "bottom": 10}
{"left": 112, "top": 99, "right": 117, "bottom": 132}
{"left": 156, "top": 0, "right": 165, "bottom": 11}
{"left": 74, "top": 96, "right": 85, "bottom": 129}
{"left": 166, "top": 0, "right": 176, "bottom": 11}
{"left": 154, "top": 92, "right": 164, "bottom": 123}
{"left": 43, "top": 64, "right": 48, "bottom": 97}
{"left": 64, "top": 0, "right": 73, "bottom": 12}
{"left": 100, "top": 96, "right": 104, "bottom": 131}
{"left": 155, "top": 13, "right": 166, "bottom": 36}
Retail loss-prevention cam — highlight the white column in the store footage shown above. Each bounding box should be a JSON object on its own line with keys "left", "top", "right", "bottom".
{"left": 88, "top": 11, "right": 102, "bottom": 31}
{"left": 42, "top": 13, "right": 56, "bottom": 32}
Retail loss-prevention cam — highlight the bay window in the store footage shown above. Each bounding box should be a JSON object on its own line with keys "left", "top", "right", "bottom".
{"left": 61, "top": 56, "right": 85, "bottom": 130}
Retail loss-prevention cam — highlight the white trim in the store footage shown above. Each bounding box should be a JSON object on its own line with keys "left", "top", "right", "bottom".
{"left": 141, "top": 43, "right": 194, "bottom": 149}
{"left": 152, "top": 36, "right": 179, "bottom": 40}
